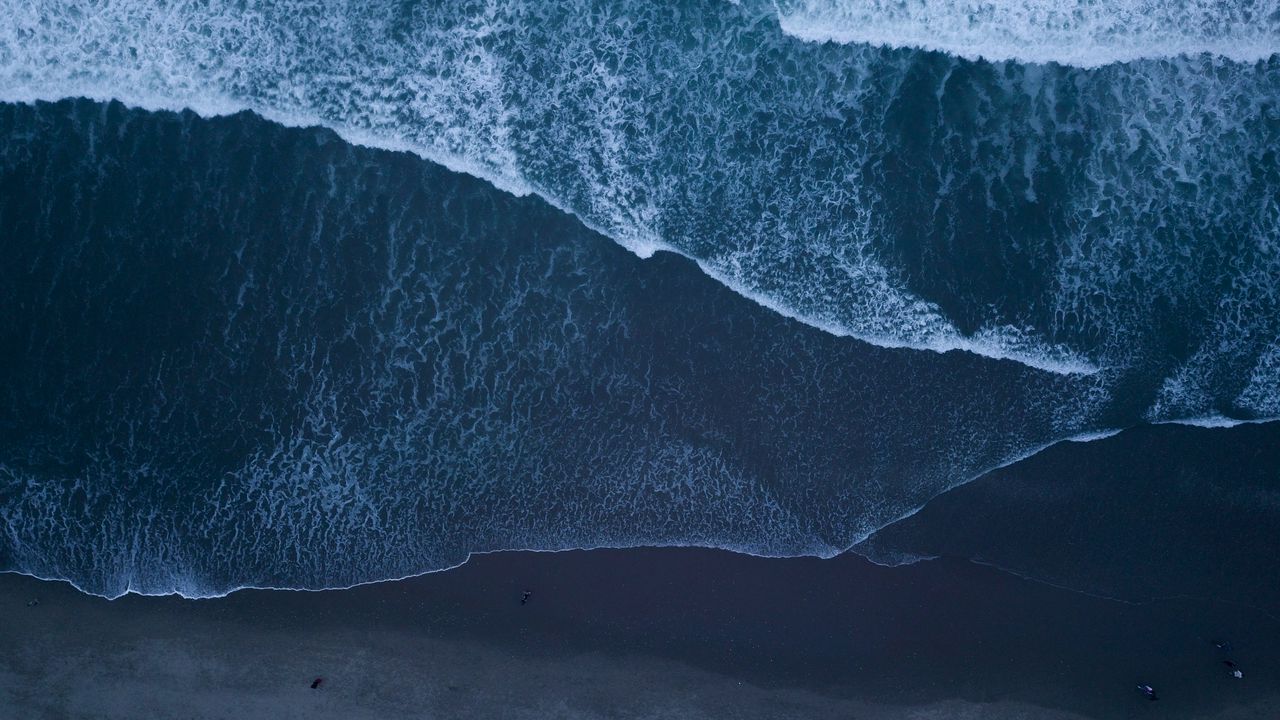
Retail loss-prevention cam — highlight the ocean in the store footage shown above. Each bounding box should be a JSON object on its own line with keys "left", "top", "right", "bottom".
{"left": 0, "top": 0, "right": 1277, "bottom": 614}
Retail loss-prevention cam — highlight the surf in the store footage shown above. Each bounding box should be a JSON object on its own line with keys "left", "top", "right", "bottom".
{"left": 2, "top": 0, "right": 1274, "bottom": 389}
{"left": 767, "top": 0, "right": 1280, "bottom": 67}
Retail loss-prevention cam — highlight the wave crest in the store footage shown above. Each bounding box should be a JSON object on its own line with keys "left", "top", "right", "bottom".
{"left": 770, "top": 0, "right": 1280, "bottom": 66}
{"left": 0, "top": 0, "right": 1276, "bottom": 409}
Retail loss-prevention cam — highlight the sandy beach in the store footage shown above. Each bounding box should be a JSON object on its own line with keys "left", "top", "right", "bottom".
{"left": 3, "top": 547, "right": 1276, "bottom": 720}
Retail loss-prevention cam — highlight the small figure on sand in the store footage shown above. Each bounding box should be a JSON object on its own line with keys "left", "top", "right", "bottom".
{"left": 520, "top": 590, "right": 532, "bottom": 605}
{"left": 310, "top": 677, "right": 324, "bottom": 689}
{"left": 1137, "top": 684, "right": 1159, "bottom": 701}
{"left": 1222, "top": 660, "right": 1243, "bottom": 679}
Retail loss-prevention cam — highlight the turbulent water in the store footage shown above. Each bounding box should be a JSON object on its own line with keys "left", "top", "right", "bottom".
{"left": 0, "top": 0, "right": 1277, "bottom": 598}
{"left": 772, "top": 0, "right": 1280, "bottom": 65}
{"left": 855, "top": 422, "right": 1280, "bottom": 610}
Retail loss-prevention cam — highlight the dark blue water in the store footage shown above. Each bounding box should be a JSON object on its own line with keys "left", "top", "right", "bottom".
{"left": 858, "top": 422, "right": 1280, "bottom": 612}
{"left": 5, "top": 1, "right": 1279, "bottom": 381}
{"left": 0, "top": 1, "right": 1277, "bottom": 599}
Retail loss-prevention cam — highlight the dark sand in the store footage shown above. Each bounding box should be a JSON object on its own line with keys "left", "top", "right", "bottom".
{"left": 2, "top": 548, "right": 1276, "bottom": 719}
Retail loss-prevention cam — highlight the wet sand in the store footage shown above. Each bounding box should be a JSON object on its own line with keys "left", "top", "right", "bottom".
{"left": 2, "top": 548, "right": 1277, "bottom": 719}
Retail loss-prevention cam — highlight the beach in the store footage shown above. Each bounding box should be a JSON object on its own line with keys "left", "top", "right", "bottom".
{"left": 3, "top": 545, "right": 1276, "bottom": 720}
{"left": 2, "top": 7, "right": 1279, "bottom": 718}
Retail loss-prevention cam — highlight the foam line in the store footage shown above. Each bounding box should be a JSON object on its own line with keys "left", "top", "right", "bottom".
{"left": 1, "top": 0, "right": 1206, "bottom": 376}
{"left": 770, "top": 0, "right": 1280, "bottom": 67}
{"left": 2, "top": 425, "right": 1143, "bottom": 600}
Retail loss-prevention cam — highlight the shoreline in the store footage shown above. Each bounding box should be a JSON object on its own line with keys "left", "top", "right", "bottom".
{"left": 4, "top": 548, "right": 1277, "bottom": 720}
{"left": 16, "top": 419, "right": 1278, "bottom": 605}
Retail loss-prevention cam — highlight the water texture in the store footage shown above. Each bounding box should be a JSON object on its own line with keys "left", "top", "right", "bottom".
{"left": 3, "top": 0, "right": 1278, "bottom": 386}
{"left": 0, "top": 0, "right": 1277, "bottom": 597}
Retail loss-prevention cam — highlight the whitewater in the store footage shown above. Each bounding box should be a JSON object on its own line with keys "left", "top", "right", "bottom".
{"left": 770, "top": 0, "right": 1280, "bottom": 66}
{"left": 2, "top": 0, "right": 1277, "bottom": 392}
{"left": 1, "top": 0, "right": 1278, "bottom": 598}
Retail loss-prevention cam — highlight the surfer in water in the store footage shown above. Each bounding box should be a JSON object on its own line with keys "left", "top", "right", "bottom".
{"left": 1137, "top": 684, "right": 1159, "bottom": 701}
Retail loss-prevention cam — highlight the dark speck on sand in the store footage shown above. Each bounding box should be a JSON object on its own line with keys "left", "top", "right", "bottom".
{"left": 1, "top": 546, "right": 1278, "bottom": 719}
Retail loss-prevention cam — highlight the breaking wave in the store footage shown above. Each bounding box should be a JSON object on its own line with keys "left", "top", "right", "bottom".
{"left": 0, "top": 0, "right": 1275, "bottom": 393}
{"left": 0, "top": 101, "right": 1105, "bottom": 597}
{"left": 769, "top": 0, "right": 1280, "bottom": 66}
{"left": 0, "top": 0, "right": 1277, "bottom": 597}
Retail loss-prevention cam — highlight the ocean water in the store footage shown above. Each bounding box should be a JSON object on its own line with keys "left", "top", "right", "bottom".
{"left": 856, "top": 422, "right": 1280, "bottom": 611}
{"left": 0, "top": 1, "right": 1277, "bottom": 599}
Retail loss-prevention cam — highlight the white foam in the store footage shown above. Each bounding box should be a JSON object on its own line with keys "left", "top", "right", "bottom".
{"left": 3, "top": 27, "right": 1278, "bottom": 599}
{"left": 1236, "top": 342, "right": 1280, "bottom": 417}
{"left": 770, "top": 0, "right": 1280, "bottom": 67}
{"left": 7, "top": 415, "right": 1273, "bottom": 600}
{"left": 1153, "top": 414, "right": 1280, "bottom": 429}
{"left": 0, "top": 0, "right": 1274, "bottom": 389}
{"left": 692, "top": 257, "right": 1098, "bottom": 374}
{"left": 0, "top": 0, "right": 1116, "bottom": 376}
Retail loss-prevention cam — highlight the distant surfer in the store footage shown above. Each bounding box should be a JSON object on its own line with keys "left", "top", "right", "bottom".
{"left": 1137, "top": 684, "right": 1159, "bottom": 701}
{"left": 521, "top": 590, "right": 532, "bottom": 605}
{"left": 1212, "top": 639, "right": 1233, "bottom": 652}
{"left": 25, "top": 598, "right": 38, "bottom": 608}
{"left": 310, "top": 677, "right": 324, "bottom": 689}
{"left": 1223, "top": 660, "right": 1243, "bottom": 679}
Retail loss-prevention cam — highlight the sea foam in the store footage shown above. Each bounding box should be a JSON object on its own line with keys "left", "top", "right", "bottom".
{"left": 2, "top": 1, "right": 1277, "bottom": 398}
{"left": 769, "top": 0, "right": 1280, "bottom": 66}
{"left": 1, "top": 1, "right": 1279, "bottom": 597}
